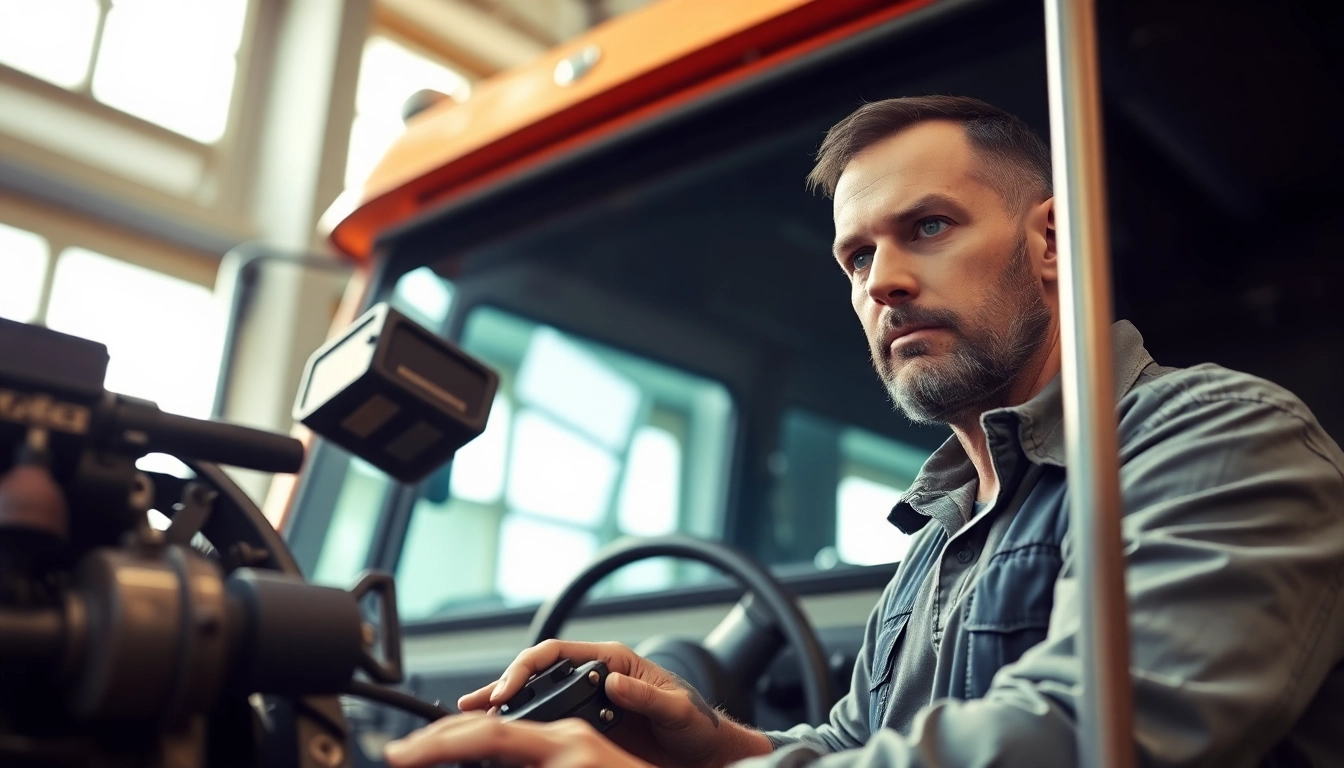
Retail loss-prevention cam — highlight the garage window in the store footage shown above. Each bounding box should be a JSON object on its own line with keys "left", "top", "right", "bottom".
{"left": 0, "top": 0, "right": 250, "bottom": 143}
{"left": 0, "top": 222, "right": 49, "bottom": 323}
{"left": 93, "top": 0, "right": 249, "bottom": 143}
{"left": 45, "top": 247, "right": 222, "bottom": 419}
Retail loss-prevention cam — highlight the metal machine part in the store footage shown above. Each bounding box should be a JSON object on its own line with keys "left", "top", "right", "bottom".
{"left": 0, "top": 512, "right": 404, "bottom": 722}
{"left": 0, "top": 318, "right": 453, "bottom": 767}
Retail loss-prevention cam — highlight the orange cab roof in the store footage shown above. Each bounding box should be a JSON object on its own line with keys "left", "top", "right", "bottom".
{"left": 323, "top": 0, "right": 937, "bottom": 261}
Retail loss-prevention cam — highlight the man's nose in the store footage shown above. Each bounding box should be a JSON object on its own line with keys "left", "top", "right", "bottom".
{"left": 865, "top": 245, "right": 918, "bottom": 307}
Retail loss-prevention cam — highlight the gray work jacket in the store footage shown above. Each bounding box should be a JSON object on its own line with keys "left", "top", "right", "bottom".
{"left": 741, "top": 321, "right": 1344, "bottom": 767}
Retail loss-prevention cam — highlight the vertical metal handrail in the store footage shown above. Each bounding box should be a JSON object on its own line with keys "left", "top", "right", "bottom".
{"left": 1042, "top": 1, "right": 1136, "bottom": 767}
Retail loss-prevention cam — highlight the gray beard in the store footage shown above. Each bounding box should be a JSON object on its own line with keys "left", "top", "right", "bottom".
{"left": 876, "top": 238, "right": 1051, "bottom": 425}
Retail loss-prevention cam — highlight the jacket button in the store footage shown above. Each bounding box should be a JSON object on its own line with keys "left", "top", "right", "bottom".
{"left": 955, "top": 547, "right": 975, "bottom": 564}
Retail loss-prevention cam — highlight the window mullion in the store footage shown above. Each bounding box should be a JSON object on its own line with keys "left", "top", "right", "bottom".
{"left": 32, "top": 237, "right": 69, "bottom": 326}
{"left": 80, "top": 0, "right": 113, "bottom": 97}
{"left": 212, "top": 0, "right": 265, "bottom": 219}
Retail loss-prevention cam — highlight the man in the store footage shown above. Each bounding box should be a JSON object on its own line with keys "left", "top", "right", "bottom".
{"left": 382, "top": 96, "right": 1344, "bottom": 767}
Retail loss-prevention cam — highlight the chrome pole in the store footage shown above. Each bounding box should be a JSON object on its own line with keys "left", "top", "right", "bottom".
{"left": 1042, "top": 1, "right": 1135, "bottom": 767}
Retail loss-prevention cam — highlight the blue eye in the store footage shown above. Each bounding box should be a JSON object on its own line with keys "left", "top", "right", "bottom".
{"left": 851, "top": 251, "right": 873, "bottom": 271}
{"left": 917, "top": 218, "right": 948, "bottom": 238}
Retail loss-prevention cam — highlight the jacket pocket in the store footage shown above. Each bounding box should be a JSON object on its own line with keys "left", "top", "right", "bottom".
{"left": 868, "top": 610, "right": 912, "bottom": 731}
{"left": 959, "top": 544, "right": 1061, "bottom": 697}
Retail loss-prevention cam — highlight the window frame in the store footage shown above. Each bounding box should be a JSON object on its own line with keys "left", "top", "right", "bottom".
{"left": 0, "top": 194, "right": 221, "bottom": 325}
{"left": 398, "top": 560, "right": 899, "bottom": 636}
{"left": 0, "top": 0, "right": 268, "bottom": 237}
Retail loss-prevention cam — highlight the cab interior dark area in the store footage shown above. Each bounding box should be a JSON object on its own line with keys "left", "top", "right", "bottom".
{"left": 295, "top": 0, "right": 1344, "bottom": 737}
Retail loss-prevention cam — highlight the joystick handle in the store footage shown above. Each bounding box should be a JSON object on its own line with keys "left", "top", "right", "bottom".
{"left": 499, "top": 658, "right": 622, "bottom": 732}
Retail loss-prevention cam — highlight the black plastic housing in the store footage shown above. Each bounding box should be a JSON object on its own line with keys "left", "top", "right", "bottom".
{"left": 499, "top": 659, "right": 623, "bottom": 733}
{"left": 0, "top": 319, "right": 107, "bottom": 480}
{"left": 225, "top": 568, "right": 365, "bottom": 696}
{"left": 292, "top": 303, "right": 498, "bottom": 483}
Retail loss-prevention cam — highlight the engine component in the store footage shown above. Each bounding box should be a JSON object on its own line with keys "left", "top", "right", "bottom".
{"left": 0, "top": 317, "right": 440, "bottom": 768}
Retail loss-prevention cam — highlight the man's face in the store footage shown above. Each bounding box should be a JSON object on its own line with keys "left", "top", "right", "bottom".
{"left": 831, "top": 120, "right": 1053, "bottom": 424}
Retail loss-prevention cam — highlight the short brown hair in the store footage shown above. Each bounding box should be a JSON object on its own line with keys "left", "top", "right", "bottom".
{"left": 807, "top": 95, "right": 1052, "bottom": 211}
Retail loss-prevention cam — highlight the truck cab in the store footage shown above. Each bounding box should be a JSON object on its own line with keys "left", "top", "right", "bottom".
{"left": 279, "top": 0, "right": 1344, "bottom": 759}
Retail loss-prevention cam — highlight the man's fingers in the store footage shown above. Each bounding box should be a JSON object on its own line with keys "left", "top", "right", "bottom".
{"left": 385, "top": 713, "right": 652, "bottom": 768}
{"left": 489, "top": 639, "right": 570, "bottom": 705}
{"left": 490, "top": 640, "right": 637, "bottom": 705}
{"left": 394, "top": 707, "right": 481, "bottom": 745}
{"left": 604, "top": 672, "right": 691, "bottom": 725}
{"left": 457, "top": 680, "right": 499, "bottom": 711}
{"left": 384, "top": 713, "right": 557, "bottom": 767}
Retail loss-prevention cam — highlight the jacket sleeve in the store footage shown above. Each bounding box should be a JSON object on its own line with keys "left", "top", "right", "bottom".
{"left": 733, "top": 368, "right": 1344, "bottom": 768}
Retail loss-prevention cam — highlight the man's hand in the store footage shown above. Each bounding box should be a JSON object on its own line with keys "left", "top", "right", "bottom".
{"left": 458, "top": 640, "right": 773, "bottom": 768}
{"left": 384, "top": 712, "right": 653, "bottom": 768}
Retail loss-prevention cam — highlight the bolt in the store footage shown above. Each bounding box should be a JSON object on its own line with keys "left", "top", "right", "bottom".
{"left": 308, "top": 733, "right": 344, "bottom": 768}
{"left": 588, "top": 670, "right": 600, "bottom": 686}
{"left": 600, "top": 708, "right": 615, "bottom": 723}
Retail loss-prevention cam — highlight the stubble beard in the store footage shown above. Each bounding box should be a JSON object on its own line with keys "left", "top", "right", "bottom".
{"left": 872, "top": 235, "right": 1052, "bottom": 426}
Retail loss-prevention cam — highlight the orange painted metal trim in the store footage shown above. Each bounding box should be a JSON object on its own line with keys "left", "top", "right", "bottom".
{"left": 325, "top": 0, "right": 939, "bottom": 260}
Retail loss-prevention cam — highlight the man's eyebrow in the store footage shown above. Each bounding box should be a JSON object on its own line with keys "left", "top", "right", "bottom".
{"left": 831, "top": 192, "right": 966, "bottom": 261}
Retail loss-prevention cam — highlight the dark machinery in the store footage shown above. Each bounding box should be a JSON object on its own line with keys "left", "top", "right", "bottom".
{"left": 0, "top": 307, "right": 633, "bottom": 767}
{"left": 0, "top": 315, "right": 456, "bottom": 768}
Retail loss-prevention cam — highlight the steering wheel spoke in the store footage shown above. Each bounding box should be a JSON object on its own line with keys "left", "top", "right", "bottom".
{"left": 703, "top": 592, "right": 786, "bottom": 688}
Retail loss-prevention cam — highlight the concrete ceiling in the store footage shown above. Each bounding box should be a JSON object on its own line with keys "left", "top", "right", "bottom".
{"left": 378, "top": 0, "right": 658, "bottom": 78}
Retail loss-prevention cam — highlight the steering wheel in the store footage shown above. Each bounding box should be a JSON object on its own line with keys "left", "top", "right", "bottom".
{"left": 149, "top": 460, "right": 355, "bottom": 768}
{"left": 526, "top": 535, "right": 836, "bottom": 726}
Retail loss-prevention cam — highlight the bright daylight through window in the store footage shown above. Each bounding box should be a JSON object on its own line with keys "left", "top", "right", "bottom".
{"left": 0, "top": 0, "right": 249, "bottom": 143}
{"left": 346, "top": 36, "right": 468, "bottom": 191}
{"left": 775, "top": 409, "right": 929, "bottom": 570}
{"left": 0, "top": 222, "right": 49, "bottom": 323}
{"left": 45, "top": 248, "right": 222, "bottom": 420}
{"left": 835, "top": 475, "right": 910, "bottom": 566}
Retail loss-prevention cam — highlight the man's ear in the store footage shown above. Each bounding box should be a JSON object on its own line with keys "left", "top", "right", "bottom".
{"left": 1029, "top": 197, "right": 1058, "bottom": 283}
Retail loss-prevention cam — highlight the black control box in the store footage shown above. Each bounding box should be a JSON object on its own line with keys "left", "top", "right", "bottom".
{"left": 293, "top": 303, "right": 498, "bottom": 483}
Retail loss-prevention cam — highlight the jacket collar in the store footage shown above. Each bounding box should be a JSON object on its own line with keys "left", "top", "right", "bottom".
{"left": 887, "top": 320, "right": 1154, "bottom": 535}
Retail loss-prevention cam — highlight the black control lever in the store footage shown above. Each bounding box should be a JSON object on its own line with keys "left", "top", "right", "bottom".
{"left": 499, "top": 658, "right": 622, "bottom": 731}
{"left": 109, "top": 395, "right": 305, "bottom": 474}
{"left": 350, "top": 570, "right": 403, "bottom": 684}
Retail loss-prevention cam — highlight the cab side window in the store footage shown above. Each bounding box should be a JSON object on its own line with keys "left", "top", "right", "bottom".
{"left": 770, "top": 409, "right": 931, "bottom": 570}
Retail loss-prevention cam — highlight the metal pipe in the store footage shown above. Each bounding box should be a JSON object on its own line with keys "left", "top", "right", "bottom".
{"left": 1042, "top": 1, "right": 1135, "bottom": 767}
{"left": 211, "top": 245, "right": 353, "bottom": 421}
